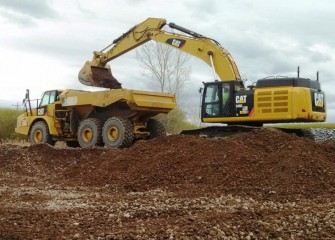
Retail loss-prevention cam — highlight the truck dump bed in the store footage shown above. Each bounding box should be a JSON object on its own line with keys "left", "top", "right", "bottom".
{"left": 59, "top": 88, "right": 176, "bottom": 114}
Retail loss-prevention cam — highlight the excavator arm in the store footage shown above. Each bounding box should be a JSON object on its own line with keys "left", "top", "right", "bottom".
{"left": 79, "top": 17, "right": 242, "bottom": 88}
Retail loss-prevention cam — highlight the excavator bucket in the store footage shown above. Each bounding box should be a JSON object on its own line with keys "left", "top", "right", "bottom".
{"left": 78, "top": 61, "right": 122, "bottom": 89}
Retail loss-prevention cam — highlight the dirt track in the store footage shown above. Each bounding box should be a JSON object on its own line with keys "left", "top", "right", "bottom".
{"left": 0, "top": 128, "right": 335, "bottom": 239}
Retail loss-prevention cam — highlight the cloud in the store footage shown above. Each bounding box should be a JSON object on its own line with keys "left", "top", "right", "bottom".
{"left": 0, "top": 9, "right": 37, "bottom": 27}
{"left": 0, "top": 0, "right": 57, "bottom": 19}
{"left": 186, "top": 0, "right": 219, "bottom": 17}
{"left": 0, "top": 0, "right": 57, "bottom": 27}
{"left": 308, "top": 44, "right": 333, "bottom": 63}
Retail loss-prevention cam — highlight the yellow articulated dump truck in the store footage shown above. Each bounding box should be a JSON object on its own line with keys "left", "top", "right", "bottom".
{"left": 15, "top": 89, "right": 176, "bottom": 148}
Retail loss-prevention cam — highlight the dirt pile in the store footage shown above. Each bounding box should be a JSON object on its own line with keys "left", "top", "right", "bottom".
{"left": 1, "top": 128, "right": 335, "bottom": 239}
{"left": 1, "top": 128, "right": 334, "bottom": 199}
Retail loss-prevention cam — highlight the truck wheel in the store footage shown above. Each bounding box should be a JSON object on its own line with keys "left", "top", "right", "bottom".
{"left": 30, "top": 121, "right": 55, "bottom": 146}
{"left": 78, "top": 118, "right": 103, "bottom": 148}
{"left": 148, "top": 118, "right": 166, "bottom": 138}
{"left": 102, "top": 117, "right": 134, "bottom": 148}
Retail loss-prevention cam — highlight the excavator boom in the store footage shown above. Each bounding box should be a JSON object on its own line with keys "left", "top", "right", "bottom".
{"left": 78, "top": 18, "right": 241, "bottom": 88}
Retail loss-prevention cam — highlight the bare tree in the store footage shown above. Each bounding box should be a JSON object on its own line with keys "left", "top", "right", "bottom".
{"left": 136, "top": 40, "right": 191, "bottom": 104}
{"left": 135, "top": 32, "right": 195, "bottom": 133}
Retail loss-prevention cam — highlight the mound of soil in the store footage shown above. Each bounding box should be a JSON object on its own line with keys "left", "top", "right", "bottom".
{"left": 1, "top": 128, "right": 334, "bottom": 199}
{"left": 1, "top": 128, "right": 335, "bottom": 239}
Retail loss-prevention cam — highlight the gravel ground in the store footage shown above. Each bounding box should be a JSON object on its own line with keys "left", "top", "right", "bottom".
{"left": 311, "top": 128, "right": 335, "bottom": 141}
{"left": 1, "top": 185, "right": 334, "bottom": 239}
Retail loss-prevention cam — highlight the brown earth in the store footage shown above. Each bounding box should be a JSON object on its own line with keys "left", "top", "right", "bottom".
{"left": 0, "top": 128, "right": 335, "bottom": 239}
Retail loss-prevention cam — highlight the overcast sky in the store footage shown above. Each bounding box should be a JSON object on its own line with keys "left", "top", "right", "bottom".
{"left": 0, "top": 0, "right": 334, "bottom": 122}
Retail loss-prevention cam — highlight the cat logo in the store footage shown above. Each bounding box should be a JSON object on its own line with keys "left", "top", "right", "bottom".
{"left": 314, "top": 93, "right": 324, "bottom": 107}
{"left": 165, "top": 38, "right": 186, "bottom": 48}
{"left": 236, "top": 95, "right": 247, "bottom": 104}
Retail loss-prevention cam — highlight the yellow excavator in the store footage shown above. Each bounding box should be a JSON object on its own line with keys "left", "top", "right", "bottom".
{"left": 79, "top": 18, "right": 326, "bottom": 133}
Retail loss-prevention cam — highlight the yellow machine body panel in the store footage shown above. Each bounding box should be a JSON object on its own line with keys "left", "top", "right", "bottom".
{"left": 253, "top": 86, "right": 326, "bottom": 121}
{"left": 59, "top": 89, "right": 176, "bottom": 111}
{"left": 15, "top": 105, "right": 64, "bottom": 136}
{"left": 202, "top": 82, "right": 326, "bottom": 125}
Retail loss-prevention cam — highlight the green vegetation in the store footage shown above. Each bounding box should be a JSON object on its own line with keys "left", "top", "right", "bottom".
{"left": 0, "top": 108, "right": 25, "bottom": 140}
{"left": 156, "top": 107, "right": 198, "bottom": 134}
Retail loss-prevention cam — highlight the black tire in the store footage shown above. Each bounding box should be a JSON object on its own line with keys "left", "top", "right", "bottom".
{"left": 65, "top": 141, "right": 80, "bottom": 148}
{"left": 148, "top": 118, "right": 166, "bottom": 139}
{"left": 102, "top": 117, "right": 134, "bottom": 148}
{"left": 29, "top": 121, "right": 55, "bottom": 146}
{"left": 77, "top": 118, "right": 103, "bottom": 148}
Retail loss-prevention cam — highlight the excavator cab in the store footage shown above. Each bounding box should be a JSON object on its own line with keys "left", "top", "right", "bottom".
{"left": 201, "top": 77, "right": 326, "bottom": 125}
{"left": 202, "top": 81, "right": 245, "bottom": 119}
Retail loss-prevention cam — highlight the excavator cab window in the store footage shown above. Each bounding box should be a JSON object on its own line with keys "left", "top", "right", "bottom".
{"left": 222, "top": 83, "right": 232, "bottom": 116}
{"left": 222, "top": 84, "right": 231, "bottom": 106}
{"left": 203, "top": 84, "right": 220, "bottom": 117}
{"left": 202, "top": 81, "right": 237, "bottom": 119}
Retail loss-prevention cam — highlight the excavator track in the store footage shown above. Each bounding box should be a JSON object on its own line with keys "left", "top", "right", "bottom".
{"left": 180, "top": 125, "right": 259, "bottom": 139}
{"left": 181, "top": 124, "right": 335, "bottom": 141}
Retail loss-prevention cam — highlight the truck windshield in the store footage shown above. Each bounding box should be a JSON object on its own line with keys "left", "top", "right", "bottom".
{"left": 40, "top": 91, "right": 57, "bottom": 107}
